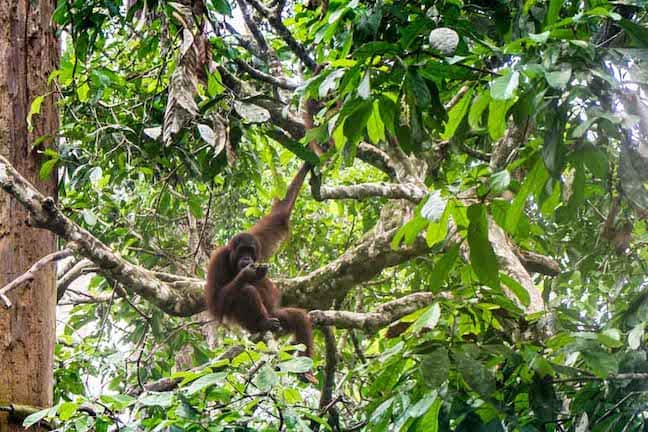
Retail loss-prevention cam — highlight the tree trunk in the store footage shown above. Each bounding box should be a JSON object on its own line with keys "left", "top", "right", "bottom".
{"left": 0, "top": 1, "right": 59, "bottom": 431}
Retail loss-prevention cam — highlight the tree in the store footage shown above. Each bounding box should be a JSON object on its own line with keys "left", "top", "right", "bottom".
{"left": 0, "top": 0, "right": 647, "bottom": 431}
{"left": 0, "top": 0, "right": 59, "bottom": 431}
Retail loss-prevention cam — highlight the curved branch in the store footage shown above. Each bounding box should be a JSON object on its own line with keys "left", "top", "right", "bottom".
{"left": 278, "top": 227, "right": 430, "bottom": 309}
{"left": 313, "top": 182, "right": 427, "bottom": 202}
{"left": 0, "top": 155, "right": 204, "bottom": 317}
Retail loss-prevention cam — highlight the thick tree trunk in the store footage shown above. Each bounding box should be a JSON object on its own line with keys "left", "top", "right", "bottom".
{"left": 0, "top": 1, "right": 59, "bottom": 431}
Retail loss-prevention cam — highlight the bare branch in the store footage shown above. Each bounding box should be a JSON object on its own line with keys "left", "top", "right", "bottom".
{"left": 233, "top": 58, "right": 300, "bottom": 90}
{"left": 0, "top": 155, "right": 204, "bottom": 316}
{"left": 313, "top": 182, "right": 427, "bottom": 203}
{"left": 515, "top": 249, "right": 560, "bottom": 276}
{"left": 310, "top": 292, "right": 441, "bottom": 331}
{"left": 279, "top": 227, "right": 430, "bottom": 309}
{"left": 244, "top": 0, "right": 317, "bottom": 70}
{"left": 57, "top": 258, "right": 93, "bottom": 302}
{"left": 1, "top": 249, "right": 74, "bottom": 308}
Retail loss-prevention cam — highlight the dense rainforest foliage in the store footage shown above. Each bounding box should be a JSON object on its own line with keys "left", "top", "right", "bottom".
{"left": 9, "top": 0, "right": 648, "bottom": 430}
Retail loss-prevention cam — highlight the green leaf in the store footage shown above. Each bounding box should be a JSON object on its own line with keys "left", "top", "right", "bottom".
{"left": 543, "top": 103, "right": 566, "bottom": 177}
{"left": 429, "top": 244, "right": 459, "bottom": 292}
{"left": 545, "top": 66, "right": 572, "bottom": 89}
{"left": 582, "top": 350, "right": 618, "bottom": 378}
{"left": 420, "top": 347, "right": 449, "bottom": 388}
{"left": 100, "top": 394, "right": 136, "bottom": 410}
{"left": 487, "top": 98, "right": 514, "bottom": 140}
{"left": 366, "top": 100, "right": 386, "bottom": 144}
{"left": 505, "top": 157, "right": 549, "bottom": 234}
{"left": 210, "top": 0, "right": 232, "bottom": 16}
{"left": 406, "top": 69, "right": 431, "bottom": 108}
{"left": 467, "top": 205, "right": 500, "bottom": 289}
{"left": 628, "top": 323, "right": 644, "bottom": 350}
{"left": 278, "top": 356, "right": 313, "bottom": 373}
{"left": 468, "top": 91, "right": 490, "bottom": 129}
{"left": 529, "top": 375, "right": 560, "bottom": 424}
{"left": 454, "top": 347, "right": 496, "bottom": 396}
{"left": 77, "top": 83, "right": 90, "bottom": 102}
{"left": 490, "top": 71, "right": 519, "bottom": 100}
{"left": 27, "top": 95, "right": 45, "bottom": 130}
{"left": 358, "top": 71, "right": 371, "bottom": 99}
{"left": 39, "top": 158, "right": 58, "bottom": 180}
{"left": 500, "top": 273, "right": 530, "bottom": 307}
{"left": 597, "top": 329, "right": 623, "bottom": 348}
{"left": 490, "top": 171, "right": 511, "bottom": 194}
{"left": 442, "top": 87, "right": 474, "bottom": 139}
{"left": 415, "top": 398, "right": 442, "bottom": 432}
{"left": 343, "top": 100, "right": 373, "bottom": 142}
{"left": 421, "top": 191, "right": 447, "bottom": 222}
{"left": 426, "top": 211, "right": 449, "bottom": 248}
{"left": 184, "top": 372, "right": 227, "bottom": 395}
{"left": 618, "top": 19, "right": 648, "bottom": 48}
{"left": 257, "top": 364, "right": 279, "bottom": 391}
{"left": 139, "top": 392, "right": 174, "bottom": 407}
{"left": 22, "top": 408, "right": 51, "bottom": 429}
{"left": 545, "top": 0, "right": 562, "bottom": 26}
{"left": 409, "top": 304, "right": 441, "bottom": 334}
{"left": 392, "top": 216, "right": 428, "bottom": 249}
{"left": 82, "top": 210, "right": 98, "bottom": 227}
{"left": 57, "top": 402, "right": 79, "bottom": 421}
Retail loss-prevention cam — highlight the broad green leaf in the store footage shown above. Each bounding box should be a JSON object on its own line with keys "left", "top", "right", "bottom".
{"left": 505, "top": 157, "right": 549, "bottom": 234}
{"left": 429, "top": 244, "right": 459, "bottom": 292}
{"left": 358, "top": 71, "right": 371, "bottom": 99}
{"left": 256, "top": 364, "right": 279, "bottom": 391}
{"left": 487, "top": 98, "right": 514, "bottom": 140}
{"left": 139, "top": 392, "right": 174, "bottom": 407}
{"left": 490, "top": 170, "right": 511, "bottom": 194}
{"left": 545, "top": 66, "right": 572, "bottom": 89}
{"left": 22, "top": 408, "right": 51, "bottom": 428}
{"left": 442, "top": 87, "right": 474, "bottom": 139}
{"left": 421, "top": 191, "right": 447, "bottom": 222}
{"left": 27, "top": 95, "right": 45, "bottom": 130}
{"left": 629, "top": 323, "right": 644, "bottom": 350}
{"left": 406, "top": 69, "right": 431, "bottom": 108}
{"left": 278, "top": 356, "right": 313, "bottom": 373}
{"left": 184, "top": 372, "right": 227, "bottom": 395}
{"left": 409, "top": 303, "right": 441, "bottom": 334}
{"left": 467, "top": 205, "right": 500, "bottom": 289}
{"left": 543, "top": 103, "right": 566, "bottom": 177}
{"left": 454, "top": 347, "right": 496, "bottom": 396}
{"left": 468, "top": 91, "right": 490, "bottom": 129}
{"left": 77, "top": 83, "right": 90, "bottom": 102}
{"left": 367, "top": 101, "right": 386, "bottom": 144}
{"left": 490, "top": 71, "right": 519, "bottom": 100}
{"left": 420, "top": 347, "right": 449, "bottom": 388}
{"left": 57, "top": 402, "right": 79, "bottom": 421}
{"left": 597, "top": 329, "right": 622, "bottom": 348}
{"left": 545, "top": 0, "right": 562, "bottom": 26}
{"left": 426, "top": 210, "right": 449, "bottom": 248}
{"left": 582, "top": 350, "right": 618, "bottom": 378}
{"left": 500, "top": 273, "right": 530, "bottom": 307}
{"left": 39, "top": 158, "right": 58, "bottom": 180}
{"left": 415, "top": 398, "right": 442, "bottom": 432}
{"left": 100, "top": 394, "right": 136, "bottom": 410}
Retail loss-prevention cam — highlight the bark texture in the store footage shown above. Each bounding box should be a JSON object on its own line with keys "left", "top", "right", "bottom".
{"left": 0, "top": 1, "right": 59, "bottom": 431}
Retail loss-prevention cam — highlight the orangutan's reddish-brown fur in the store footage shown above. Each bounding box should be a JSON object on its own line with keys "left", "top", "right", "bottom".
{"left": 205, "top": 163, "right": 314, "bottom": 358}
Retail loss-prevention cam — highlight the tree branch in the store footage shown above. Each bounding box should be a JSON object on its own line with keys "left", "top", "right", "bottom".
{"left": 233, "top": 58, "right": 300, "bottom": 90}
{"left": 0, "top": 248, "right": 74, "bottom": 308}
{"left": 0, "top": 155, "right": 205, "bottom": 316}
{"left": 278, "top": 227, "right": 430, "bottom": 309}
{"left": 313, "top": 182, "right": 427, "bottom": 202}
{"left": 244, "top": 0, "right": 317, "bottom": 70}
{"left": 309, "top": 292, "right": 442, "bottom": 331}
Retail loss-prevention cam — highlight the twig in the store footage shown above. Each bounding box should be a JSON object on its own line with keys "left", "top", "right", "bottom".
{"left": 233, "top": 58, "right": 299, "bottom": 90}
{"left": 1, "top": 249, "right": 74, "bottom": 308}
{"left": 244, "top": 0, "right": 317, "bottom": 70}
